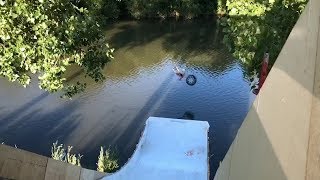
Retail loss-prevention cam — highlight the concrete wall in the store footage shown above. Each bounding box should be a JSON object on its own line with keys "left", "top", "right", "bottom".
{"left": 214, "top": 1, "right": 320, "bottom": 180}
{"left": 0, "top": 144, "right": 106, "bottom": 180}
{"left": 305, "top": 0, "right": 320, "bottom": 179}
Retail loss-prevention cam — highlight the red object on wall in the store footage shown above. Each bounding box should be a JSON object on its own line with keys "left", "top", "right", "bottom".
{"left": 258, "top": 53, "right": 269, "bottom": 92}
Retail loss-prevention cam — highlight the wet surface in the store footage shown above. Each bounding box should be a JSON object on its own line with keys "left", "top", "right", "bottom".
{"left": 0, "top": 19, "right": 255, "bottom": 178}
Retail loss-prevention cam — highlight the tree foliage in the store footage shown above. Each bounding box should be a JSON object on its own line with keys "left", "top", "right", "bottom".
{"left": 217, "top": 0, "right": 227, "bottom": 15}
{"left": 221, "top": 0, "right": 307, "bottom": 73}
{"left": 76, "top": 0, "right": 121, "bottom": 21}
{"left": 80, "top": 0, "right": 216, "bottom": 20}
{"left": 126, "top": 0, "right": 216, "bottom": 19}
{"left": 1, "top": 0, "right": 308, "bottom": 96}
{"left": 0, "top": 0, "right": 114, "bottom": 97}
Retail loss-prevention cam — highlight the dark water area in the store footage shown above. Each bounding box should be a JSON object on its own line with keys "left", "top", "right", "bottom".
{"left": 0, "top": 19, "right": 255, "bottom": 178}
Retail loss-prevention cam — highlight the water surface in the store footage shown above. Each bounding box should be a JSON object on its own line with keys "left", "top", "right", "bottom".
{"left": 0, "top": 19, "right": 255, "bottom": 178}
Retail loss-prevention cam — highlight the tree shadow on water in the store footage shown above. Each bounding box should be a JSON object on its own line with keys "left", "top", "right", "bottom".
{"left": 80, "top": 72, "right": 176, "bottom": 168}
{"left": 0, "top": 93, "right": 50, "bottom": 128}
{"left": 0, "top": 101, "right": 82, "bottom": 157}
{"left": 106, "top": 19, "right": 238, "bottom": 81}
{"left": 107, "top": 19, "right": 227, "bottom": 59}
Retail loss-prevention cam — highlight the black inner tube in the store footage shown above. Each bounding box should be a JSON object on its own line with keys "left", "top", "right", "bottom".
{"left": 186, "top": 75, "right": 197, "bottom": 86}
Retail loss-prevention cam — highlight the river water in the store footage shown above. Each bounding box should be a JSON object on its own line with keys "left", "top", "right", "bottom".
{"left": 0, "top": 19, "right": 255, "bottom": 178}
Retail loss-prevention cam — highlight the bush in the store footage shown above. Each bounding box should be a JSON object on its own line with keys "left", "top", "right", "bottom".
{"left": 125, "top": 0, "right": 216, "bottom": 19}
{"left": 217, "top": 0, "right": 227, "bottom": 15}
{"left": 97, "top": 147, "right": 119, "bottom": 173}
{"left": 177, "top": 0, "right": 201, "bottom": 19}
{"left": 79, "top": 0, "right": 121, "bottom": 21}
{"left": 51, "top": 141, "right": 82, "bottom": 166}
{"left": 101, "top": 0, "right": 121, "bottom": 20}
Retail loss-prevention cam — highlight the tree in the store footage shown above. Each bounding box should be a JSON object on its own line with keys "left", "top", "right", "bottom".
{"left": 221, "top": 0, "right": 307, "bottom": 75}
{"left": 125, "top": 0, "right": 216, "bottom": 19}
{"left": 76, "top": 0, "right": 121, "bottom": 22}
{"left": 0, "top": 0, "right": 114, "bottom": 97}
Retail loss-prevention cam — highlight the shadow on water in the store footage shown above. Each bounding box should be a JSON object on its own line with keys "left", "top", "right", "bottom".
{"left": 0, "top": 18, "right": 254, "bottom": 180}
{"left": 0, "top": 100, "right": 82, "bottom": 156}
{"left": 179, "top": 111, "right": 195, "bottom": 120}
{"left": 105, "top": 19, "right": 239, "bottom": 81}
{"left": 107, "top": 19, "right": 225, "bottom": 58}
{"left": 0, "top": 93, "right": 49, "bottom": 129}
{"left": 81, "top": 72, "right": 176, "bottom": 167}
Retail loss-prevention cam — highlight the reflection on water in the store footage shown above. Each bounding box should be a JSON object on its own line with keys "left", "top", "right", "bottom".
{"left": 0, "top": 19, "right": 254, "bottom": 178}
{"left": 180, "top": 111, "right": 195, "bottom": 120}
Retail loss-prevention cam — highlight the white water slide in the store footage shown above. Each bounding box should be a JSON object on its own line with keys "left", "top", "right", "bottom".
{"left": 103, "top": 117, "right": 210, "bottom": 180}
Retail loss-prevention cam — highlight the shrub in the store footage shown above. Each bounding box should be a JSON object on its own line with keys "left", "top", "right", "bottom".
{"left": 51, "top": 141, "right": 82, "bottom": 166}
{"left": 125, "top": 0, "right": 216, "bottom": 19}
{"left": 97, "top": 147, "right": 119, "bottom": 173}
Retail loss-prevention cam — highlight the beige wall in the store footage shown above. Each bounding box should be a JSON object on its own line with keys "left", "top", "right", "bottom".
{"left": 214, "top": 1, "right": 320, "bottom": 180}
{"left": 306, "top": 0, "right": 320, "bottom": 179}
{"left": 0, "top": 144, "right": 106, "bottom": 180}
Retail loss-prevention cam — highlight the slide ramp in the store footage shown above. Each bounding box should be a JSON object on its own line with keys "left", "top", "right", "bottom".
{"left": 103, "top": 117, "right": 209, "bottom": 180}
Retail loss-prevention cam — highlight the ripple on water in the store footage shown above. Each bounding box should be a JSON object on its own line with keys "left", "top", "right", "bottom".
{"left": 0, "top": 20, "right": 254, "bottom": 179}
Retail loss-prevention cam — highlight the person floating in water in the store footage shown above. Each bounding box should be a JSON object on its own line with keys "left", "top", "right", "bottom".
{"left": 173, "top": 65, "right": 197, "bottom": 86}
{"left": 172, "top": 66, "right": 185, "bottom": 80}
